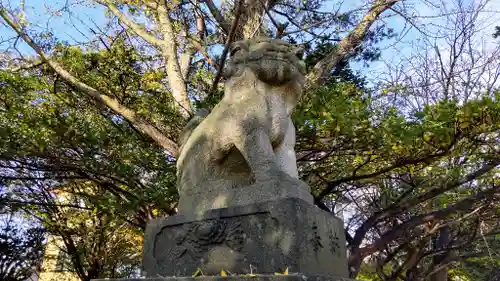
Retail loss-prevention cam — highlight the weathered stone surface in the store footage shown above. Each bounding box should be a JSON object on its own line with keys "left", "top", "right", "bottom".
{"left": 92, "top": 274, "right": 357, "bottom": 281}
{"left": 143, "top": 198, "right": 349, "bottom": 278}
{"left": 176, "top": 38, "right": 308, "bottom": 213}
{"left": 178, "top": 172, "right": 314, "bottom": 215}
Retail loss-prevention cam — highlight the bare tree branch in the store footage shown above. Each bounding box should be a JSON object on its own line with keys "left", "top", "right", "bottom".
{"left": 188, "top": 37, "right": 219, "bottom": 69}
{"left": 367, "top": 184, "right": 499, "bottom": 257}
{"left": 95, "top": 0, "right": 163, "bottom": 46}
{"left": 209, "top": 0, "right": 245, "bottom": 95}
{"left": 204, "top": 0, "right": 231, "bottom": 35}
{"left": 304, "top": 0, "right": 399, "bottom": 93}
{"left": 5, "top": 57, "right": 45, "bottom": 72}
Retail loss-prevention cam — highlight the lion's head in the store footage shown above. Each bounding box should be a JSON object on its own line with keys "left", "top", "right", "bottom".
{"left": 223, "top": 37, "right": 306, "bottom": 86}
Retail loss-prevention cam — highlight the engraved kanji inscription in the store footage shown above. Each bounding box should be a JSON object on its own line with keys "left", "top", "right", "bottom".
{"left": 309, "top": 221, "right": 323, "bottom": 252}
{"left": 328, "top": 230, "right": 340, "bottom": 255}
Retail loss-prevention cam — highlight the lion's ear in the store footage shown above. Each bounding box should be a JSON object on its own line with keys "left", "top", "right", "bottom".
{"left": 223, "top": 63, "right": 245, "bottom": 79}
{"left": 229, "top": 41, "right": 248, "bottom": 57}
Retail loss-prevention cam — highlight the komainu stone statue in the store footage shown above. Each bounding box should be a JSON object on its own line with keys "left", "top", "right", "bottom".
{"left": 176, "top": 37, "right": 313, "bottom": 213}
{"left": 96, "top": 38, "right": 352, "bottom": 281}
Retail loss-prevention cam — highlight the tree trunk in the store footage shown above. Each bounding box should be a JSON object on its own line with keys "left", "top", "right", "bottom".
{"left": 235, "top": 0, "right": 272, "bottom": 40}
{"left": 304, "top": 0, "right": 399, "bottom": 93}
{"left": 157, "top": 1, "right": 193, "bottom": 118}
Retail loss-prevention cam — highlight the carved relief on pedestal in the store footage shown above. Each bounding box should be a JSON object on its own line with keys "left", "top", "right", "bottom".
{"left": 146, "top": 201, "right": 349, "bottom": 278}
{"left": 154, "top": 219, "right": 245, "bottom": 267}
{"left": 172, "top": 220, "right": 244, "bottom": 260}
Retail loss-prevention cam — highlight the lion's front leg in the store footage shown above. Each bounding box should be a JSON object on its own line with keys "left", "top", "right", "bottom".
{"left": 274, "top": 118, "right": 299, "bottom": 179}
{"left": 234, "top": 129, "right": 281, "bottom": 183}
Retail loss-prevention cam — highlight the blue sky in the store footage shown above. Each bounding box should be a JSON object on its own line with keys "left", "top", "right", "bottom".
{"left": 0, "top": 0, "right": 402, "bottom": 78}
{"left": 0, "top": 0, "right": 107, "bottom": 54}
{"left": 1, "top": 0, "right": 499, "bottom": 85}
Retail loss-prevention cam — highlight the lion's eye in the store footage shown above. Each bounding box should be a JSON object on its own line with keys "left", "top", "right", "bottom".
{"left": 230, "top": 46, "right": 242, "bottom": 56}
{"left": 295, "top": 50, "right": 304, "bottom": 59}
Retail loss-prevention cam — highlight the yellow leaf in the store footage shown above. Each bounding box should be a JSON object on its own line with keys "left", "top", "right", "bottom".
{"left": 354, "top": 155, "right": 364, "bottom": 164}
{"left": 391, "top": 145, "right": 405, "bottom": 153}
{"left": 284, "top": 267, "right": 289, "bottom": 275}
{"left": 192, "top": 268, "right": 202, "bottom": 277}
{"left": 221, "top": 270, "right": 227, "bottom": 276}
{"left": 274, "top": 273, "right": 282, "bottom": 275}
{"left": 423, "top": 133, "right": 432, "bottom": 142}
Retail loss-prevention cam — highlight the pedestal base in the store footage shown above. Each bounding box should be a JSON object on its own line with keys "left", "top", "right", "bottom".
{"left": 143, "top": 198, "right": 348, "bottom": 278}
{"left": 93, "top": 274, "right": 357, "bottom": 281}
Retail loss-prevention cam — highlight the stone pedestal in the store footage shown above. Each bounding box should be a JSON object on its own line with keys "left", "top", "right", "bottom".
{"left": 178, "top": 177, "right": 314, "bottom": 215}
{"left": 93, "top": 275, "right": 355, "bottom": 281}
{"left": 143, "top": 198, "right": 349, "bottom": 278}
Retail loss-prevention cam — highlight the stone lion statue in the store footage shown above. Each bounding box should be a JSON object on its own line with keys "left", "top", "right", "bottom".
{"left": 176, "top": 38, "right": 312, "bottom": 213}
